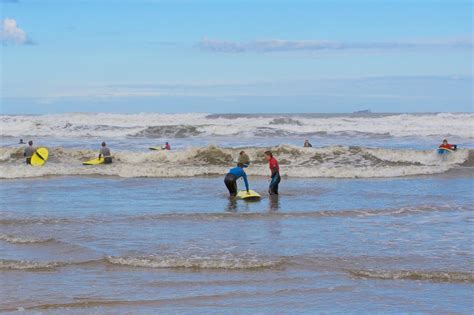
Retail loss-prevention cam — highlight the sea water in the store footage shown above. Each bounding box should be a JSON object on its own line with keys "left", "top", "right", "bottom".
{"left": 1, "top": 113, "right": 473, "bottom": 313}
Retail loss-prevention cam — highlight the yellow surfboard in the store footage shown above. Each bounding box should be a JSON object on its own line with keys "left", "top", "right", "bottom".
{"left": 237, "top": 190, "right": 261, "bottom": 200}
{"left": 30, "top": 148, "right": 49, "bottom": 167}
{"left": 82, "top": 157, "right": 105, "bottom": 165}
{"left": 149, "top": 147, "right": 163, "bottom": 151}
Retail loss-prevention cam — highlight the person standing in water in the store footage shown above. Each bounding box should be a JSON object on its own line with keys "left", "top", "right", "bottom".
{"left": 24, "top": 140, "right": 36, "bottom": 165}
{"left": 98, "top": 142, "right": 113, "bottom": 164}
{"left": 265, "top": 151, "right": 281, "bottom": 195}
{"left": 224, "top": 163, "right": 249, "bottom": 197}
{"left": 238, "top": 151, "right": 250, "bottom": 168}
{"left": 303, "top": 140, "right": 312, "bottom": 147}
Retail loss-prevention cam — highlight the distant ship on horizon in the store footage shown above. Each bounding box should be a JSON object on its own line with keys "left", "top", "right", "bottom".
{"left": 353, "top": 109, "right": 371, "bottom": 114}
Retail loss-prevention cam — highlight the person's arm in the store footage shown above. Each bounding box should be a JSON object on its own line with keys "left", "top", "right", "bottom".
{"left": 242, "top": 172, "right": 249, "bottom": 192}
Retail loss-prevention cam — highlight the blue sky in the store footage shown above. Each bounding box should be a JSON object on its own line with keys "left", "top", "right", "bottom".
{"left": 1, "top": 0, "right": 472, "bottom": 114}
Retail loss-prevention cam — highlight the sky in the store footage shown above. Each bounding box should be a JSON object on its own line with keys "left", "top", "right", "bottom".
{"left": 0, "top": 0, "right": 472, "bottom": 114}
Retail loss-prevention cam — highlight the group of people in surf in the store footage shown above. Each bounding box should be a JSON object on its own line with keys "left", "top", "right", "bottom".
{"left": 21, "top": 138, "right": 456, "bottom": 198}
{"left": 21, "top": 140, "right": 171, "bottom": 165}
{"left": 224, "top": 150, "right": 281, "bottom": 197}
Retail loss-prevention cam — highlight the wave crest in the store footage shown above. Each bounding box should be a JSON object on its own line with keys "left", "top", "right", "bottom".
{"left": 105, "top": 254, "right": 286, "bottom": 270}
{"left": 0, "top": 145, "right": 470, "bottom": 179}
{"left": 348, "top": 269, "right": 474, "bottom": 283}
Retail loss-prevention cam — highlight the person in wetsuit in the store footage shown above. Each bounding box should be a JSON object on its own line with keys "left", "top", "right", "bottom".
{"left": 224, "top": 163, "right": 249, "bottom": 197}
{"left": 439, "top": 139, "right": 457, "bottom": 151}
{"left": 238, "top": 151, "right": 250, "bottom": 168}
{"left": 265, "top": 150, "right": 281, "bottom": 195}
{"left": 98, "top": 142, "right": 113, "bottom": 164}
{"left": 164, "top": 142, "right": 171, "bottom": 150}
{"left": 24, "top": 140, "right": 36, "bottom": 165}
{"left": 304, "top": 140, "right": 312, "bottom": 147}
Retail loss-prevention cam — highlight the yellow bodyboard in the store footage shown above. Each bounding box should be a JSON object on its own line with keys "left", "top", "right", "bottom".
{"left": 83, "top": 157, "right": 105, "bottom": 165}
{"left": 237, "top": 190, "right": 261, "bottom": 200}
{"left": 149, "top": 147, "right": 163, "bottom": 151}
{"left": 30, "top": 148, "right": 49, "bottom": 167}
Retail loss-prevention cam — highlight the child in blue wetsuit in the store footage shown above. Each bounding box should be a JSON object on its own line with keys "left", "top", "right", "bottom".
{"left": 224, "top": 163, "right": 250, "bottom": 197}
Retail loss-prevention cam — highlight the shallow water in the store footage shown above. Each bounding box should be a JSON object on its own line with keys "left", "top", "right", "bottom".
{"left": 1, "top": 174, "right": 473, "bottom": 313}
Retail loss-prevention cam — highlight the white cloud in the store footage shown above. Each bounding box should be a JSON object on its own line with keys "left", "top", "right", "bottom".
{"left": 198, "top": 38, "right": 473, "bottom": 53}
{"left": 1, "top": 18, "right": 31, "bottom": 45}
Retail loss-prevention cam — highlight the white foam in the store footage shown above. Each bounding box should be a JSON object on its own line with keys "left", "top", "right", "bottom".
{"left": 1, "top": 112, "right": 473, "bottom": 138}
{"left": 106, "top": 254, "right": 285, "bottom": 270}
{"left": 0, "top": 233, "right": 55, "bottom": 244}
{"left": 0, "top": 145, "right": 469, "bottom": 179}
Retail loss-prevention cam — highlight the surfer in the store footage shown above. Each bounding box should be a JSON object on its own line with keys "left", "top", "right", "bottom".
{"left": 265, "top": 151, "right": 281, "bottom": 195}
{"left": 24, "top": 140, "right": 36, "bottom": 165}
{"left": 224, "top": 163, "right": 249, "bottom": 197}
{"left": 238, "top": 151, "right": 250, "bottom": 168}
{"left": 439, "top": 139, "right": 457, "bottom": 151}
{"left": 98, "top": 142, "right": 113, "bottom": 164}
{"left": 163, "top": 142, "right": 171, "bottom": 150}
{"left": 303, "top": 140, "right": 312, "bottom": 147}
{"left": 19, "top": 139, "right": 25, "bottom": 144}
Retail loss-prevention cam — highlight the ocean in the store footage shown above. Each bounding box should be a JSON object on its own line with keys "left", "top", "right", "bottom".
{"left": 1, "top": 112, "right": 473, "bottom": 313}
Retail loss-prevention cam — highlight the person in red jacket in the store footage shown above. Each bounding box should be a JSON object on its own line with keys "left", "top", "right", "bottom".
{"left": 439, "top": 139, "right": 457, "bottom": 151}
{"left": 265, "top": 150, "right": 281, "bottom": 195}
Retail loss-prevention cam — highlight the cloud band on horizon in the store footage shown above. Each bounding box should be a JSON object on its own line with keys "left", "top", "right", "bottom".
{"left": 198, "top": 38, "right": 473, "bottom": 53}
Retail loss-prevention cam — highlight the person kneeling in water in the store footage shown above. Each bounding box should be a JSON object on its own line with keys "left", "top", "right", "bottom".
{"left": 224, "top": 163, "right": 249, "bottom": 197}
{"left": 99, "top": 142, "right": 113, "bottom": 164}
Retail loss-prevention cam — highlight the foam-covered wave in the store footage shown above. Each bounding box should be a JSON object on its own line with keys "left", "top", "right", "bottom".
{"left": 0, "top": 145, "right": 470, "bottom": 179}
{"left": 1, "top": 112, "right": 473, "bottom": 139}
{"left": 348, "top": 269, "right": 474, "bottom": 283}
{"left": 0, "top": 259, "right": 68, "bottom": 270}
{"left": 105, "top": 254, "right": 286, "bottom": 270}
{"left": 0, "top": 254, "right": 285, "bottom": 272}
{"left": 0, "top": 233, "right": 56, "bottom": 244}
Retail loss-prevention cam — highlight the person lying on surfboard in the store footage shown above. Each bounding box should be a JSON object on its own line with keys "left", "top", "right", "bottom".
{"left": 24, "top": 140, "right": 36, "bottom": 165}
{"left": 265, "top": 150, "right": 281, "bottom": 195}
{"left": 238, "top": 151, "right": 250, "bottom": 168}
{"left": 98, "top": 142, "right": 113, "bottom": 164}
{"left": 439, "top": 139, "right": 457, "bottom": 151}
{"left": 224, "top": 163, "right": 249, "bottom": 197}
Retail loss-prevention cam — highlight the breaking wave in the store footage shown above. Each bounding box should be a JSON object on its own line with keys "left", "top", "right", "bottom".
{"left": 1, "top": 112, "right": 473, "bottom": 139}
{"left": 0, "top": 233, "right": 56, "bottom": 244}
{"left": 0, "top": 259, "right": 68, "bottom": 271}
{"left": 105, "top": 254, "right": 287, "bottom": 270}
{"left": 0, "top": 145, "right": 470, "bottom": 179}
{"left": 348, "top": 269, "right": 474, "bottom": 283}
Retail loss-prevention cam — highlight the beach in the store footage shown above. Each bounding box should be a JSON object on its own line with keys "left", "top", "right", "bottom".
{"left": 1, "top": 112, "right": 473, "bottom": 313}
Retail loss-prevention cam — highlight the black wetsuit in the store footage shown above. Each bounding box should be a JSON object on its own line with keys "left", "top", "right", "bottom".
{"left": 224, "top": 173, "right": 238, "bottom": 196}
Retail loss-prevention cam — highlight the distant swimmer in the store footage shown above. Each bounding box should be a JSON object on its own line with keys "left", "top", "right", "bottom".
{"left": 439, "top": 139, "right": 457, "bottom": 151}
{"left": 303, "top": 140, "right": 312, "bottom": 148}
{"left": 19, "top": 139, "right": 25, "bottom": 144}
{"left": 99, "top": 142, "right": 113, "bottom": 164}
{"left": 238, "top": 151, "right": 250, "bottom": 168}
{"left": 265, "top": 151, "right": 281, "bottom": 195}
{"left": 224, "top": 163, "right": 249, "bottom": 197}
{"left": 24, "top": 140, "right": 36, "bottom": 165}
{"left": 164, "top": 142, "right": 171, "bottom": 150}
